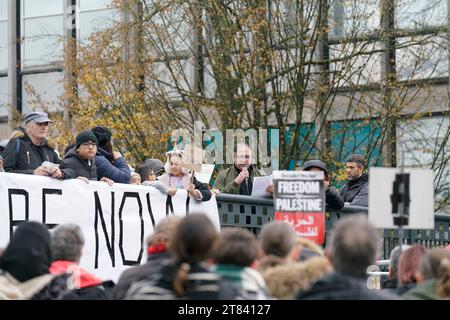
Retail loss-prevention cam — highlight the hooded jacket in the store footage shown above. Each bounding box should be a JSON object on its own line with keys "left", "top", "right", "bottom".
{"left": 2, "top": 132, "right": 62, "bottom": 175}
{"left": 60, "top": 148, "right": 97, "bottom": 180}
{"left": 339, "top": 173, "right": 369, "bottom": 206}
{"left": 262, "top": 256, "right": 332, "bottom": 299}
{"left": 95, "top": 147, "right": 131, "bottom": 183}
{"left": 0, "top": 222, "right": 69, "bottom": 300}
{"left": 0, "top": 221, "right": 51, "bottom": 282}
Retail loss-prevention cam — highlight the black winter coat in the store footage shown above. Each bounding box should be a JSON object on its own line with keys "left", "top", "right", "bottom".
{"left": 339, "top": 173, "right": 369, "bottom": 206}
{"left": 326, "top": 188, "right": 345, "bottom": 210}
{"left": 3, "top": 134, "right": 62, "bottom": 174}
{"left": 113, "top": 252, "right": 171, "bottom": 300}
{"left": 60, "top": 148, "right": 97, "bottom": 180}
{"left": 295, "top": 272, "right": 397, "bottom": 300}
{"left": 63, "top": 281, "right": 115, "bottom": 300}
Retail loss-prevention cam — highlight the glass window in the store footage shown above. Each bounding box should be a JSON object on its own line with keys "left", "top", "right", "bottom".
{"left": 396, "top": 35, "right": 448, "bottom": 81}
{"left": 395, "top": 0, "right": 447, "bottom": 29}
{"left": 78, "top": 8, "right": 118, "bottom": 41}
{"left": 330, "top": 119, "right": 382, "bottom": 166}
{"left": 397, "top": 117, "right": 449, "bottom": 167}
{"left": 330, "top": 41, "right": 381, "bottom": 86}
{"left": 0, "top": 76, "right": 9, "bottom": 117}
{"left": 23, "top": 0, "right": 63, "bottom": 17}
{"left": 146, "top": 60, "right": 191, "bottom": 99}
{"left": 397, "top": 116, "right": 450, "bottom": 213}
{"left": 268, "top": 0, "right": 317, "bottom": 45}
{"left": 0, "top": 0, "right": 7, "bottom": 20}
{"left": 22, "top": 72, "right": 64, "bottom": 114}
{"left": 22, "top": 15, "right": 64, "bottom": 67}
{"left": 79, "top": 0, "right": 112, "bottom": 11}
{"left": 329, "top": 0, "right": 380, "bottom": 39}
{"left": 144, "top": 4, "right": 191, "bottom": 54}
{"left": 0, "top": 21, "right": 7, "bottom": 72}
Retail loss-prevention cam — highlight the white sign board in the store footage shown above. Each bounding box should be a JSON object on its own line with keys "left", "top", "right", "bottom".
{"left": 368, "top": 167, "right": 434, "bottom": 229}
{"left": 194, "top": 164, "right": 215, "bottom": 184}
{"left": 0, "top": 173, "right": 220, "bottom": 282}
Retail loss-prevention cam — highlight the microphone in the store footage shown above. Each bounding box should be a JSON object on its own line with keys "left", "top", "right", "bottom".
{"left": 244, "top": 177, "right": 249, "bottom": 195}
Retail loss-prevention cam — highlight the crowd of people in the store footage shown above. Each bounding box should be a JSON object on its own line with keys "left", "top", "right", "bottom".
{"left": 0, "top": 112, "right": 370, "bottom": 209}
{"left": 0, "top": 214, "right": 449, "bottom": 300}
{"left": 4, "top": 111, "right": 444, "bottom": 301}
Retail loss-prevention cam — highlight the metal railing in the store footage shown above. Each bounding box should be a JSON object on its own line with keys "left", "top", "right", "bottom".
{"left": 215, "top": 194, "right": 450, "bottom": 259}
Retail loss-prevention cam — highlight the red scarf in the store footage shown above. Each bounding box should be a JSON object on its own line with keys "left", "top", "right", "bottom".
{"left": 49, "top": 260, "right": 103, "bottom": 289}
{"left": 147, "top": 243, "right": 167, "bottom": 256}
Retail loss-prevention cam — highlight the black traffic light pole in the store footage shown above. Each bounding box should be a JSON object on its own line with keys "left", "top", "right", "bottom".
{"left": 390, "top": 151, "right": 411, "bottom": 287}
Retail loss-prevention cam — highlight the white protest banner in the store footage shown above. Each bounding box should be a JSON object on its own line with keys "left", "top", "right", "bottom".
{"left": 368, "top": 167, "right": 434, "bottom": 229}
{"left": 0, "top": 172, "right": 220, "bottom": 282}
{"left": 273, "top": 170, "right": 325, "bottom": 244}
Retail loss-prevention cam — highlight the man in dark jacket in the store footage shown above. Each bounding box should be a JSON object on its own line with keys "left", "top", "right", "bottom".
{"left": 295, "top": 215, "right": 397, "bottom": 300}
{"left": 60, "top": 130, "right": 98, "bottom": 181}
{"left": 2, "top": 112, "right": 64, "bottom": 178}
{"left": 339, "top": 154, "right": 369, "bottom": 206}
{"left": 302, "top": 160, "right": 344, "bottom": 211}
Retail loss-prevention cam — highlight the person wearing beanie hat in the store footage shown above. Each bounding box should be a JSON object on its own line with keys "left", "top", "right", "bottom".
{"left": 76, "top": 130, "right": 98, "bottom": 149}
{"left": 302, "top": 159, "right": 344, "bottom": 211}
{"left": 59, "top": 130, "right": 99, "bottom": 181}
{"left": 91, "top": 126, "right": 131, "bottom": 184}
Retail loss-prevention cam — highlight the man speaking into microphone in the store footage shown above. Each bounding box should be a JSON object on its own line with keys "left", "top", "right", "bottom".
{"left": 214, "top": 143, "right": 272, "bottom": 195}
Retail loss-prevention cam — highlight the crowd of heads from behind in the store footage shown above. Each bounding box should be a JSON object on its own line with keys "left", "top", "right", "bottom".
{"left": 1, "top": 215, "right": 449, "bottom": 300}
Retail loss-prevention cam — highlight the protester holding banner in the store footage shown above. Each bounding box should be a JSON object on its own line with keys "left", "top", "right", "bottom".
{"left": 340, "top": 154, "right": 369, "bottom": 206}
{"left": 214, "top": 143, "right": 272, "bottom": 195}
{"left": 302, "top": 160, "right": 344, "bottom": 210}
{"left": 129, "top": 171, "right": 141, "bottom": 185}
{"left": 92, "top": 126, "right": 131, "bottom": 184}
{"left": 136, "top": 159, "right": 173, "bottom": 194}
{"left": 2, "top": 112, "right": 64, "bottom": 178}
{"left": 158, "top": 150, "right": 211, "bottom": 201}
{"left": 60, "top": 130, "right": 99, "bottom": 181}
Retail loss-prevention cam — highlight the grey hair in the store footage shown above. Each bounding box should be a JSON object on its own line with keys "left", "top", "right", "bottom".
{"left": 389, "top": 244, "right": 411, "bottom": 275}
{"left": 346, "top": 154, "right": 366, "bottom": 168}
{"left": 50, "top": 223, "right": 85, "bottom": 262}
{"left": 330, "top": 214, "right": 380, "bottom": 278}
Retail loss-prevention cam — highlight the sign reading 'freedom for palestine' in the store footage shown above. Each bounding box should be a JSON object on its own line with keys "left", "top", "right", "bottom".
{"left": 273, "top": 171, "right": 325, "bottom": 244}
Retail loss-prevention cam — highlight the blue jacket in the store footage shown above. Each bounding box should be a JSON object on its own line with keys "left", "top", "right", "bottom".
{"left": 95, "top": 147, "right": 131, "bottom": 183}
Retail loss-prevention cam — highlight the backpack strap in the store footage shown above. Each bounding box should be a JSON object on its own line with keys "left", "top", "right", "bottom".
{"left": 15, "top": 138, "right": 20, "bottom": 155}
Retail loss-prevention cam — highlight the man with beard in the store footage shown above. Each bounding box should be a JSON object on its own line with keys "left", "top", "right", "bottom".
{"left": 214, "top": 143, "right": 272, "bottom": 195}
{"left": 339, "top": 154, "right": 369, "bottom": 206}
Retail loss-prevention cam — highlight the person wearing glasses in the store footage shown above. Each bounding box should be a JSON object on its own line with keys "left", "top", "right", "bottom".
{"left": 2, "top": 112, "right": 65, "bottom": 178}
{"left": 59, "top": 130, "right": 99, "bottom": 182}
